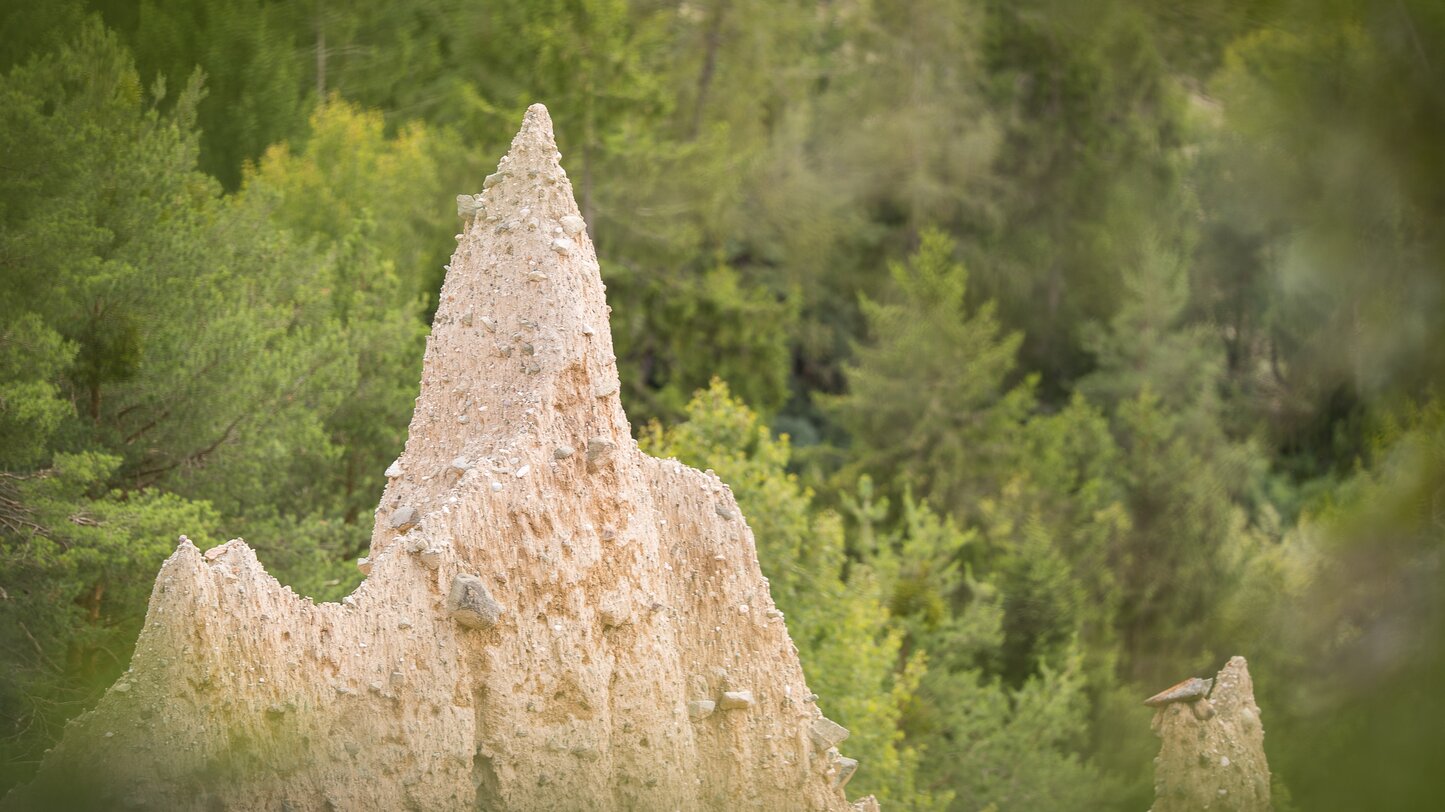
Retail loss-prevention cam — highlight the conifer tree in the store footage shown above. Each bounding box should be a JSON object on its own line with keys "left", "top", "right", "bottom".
{"left": 976, "top": 0, "right": 1192, "bottom": 396}
{"left": 829, "top": 230, "right": 1034, "bottom": 517}
{"left": 0, "top": 24, "right": 354, "bottom": 778}
{"left": 1078, "top": 235, "right": 1268, "bottom": 680}
{"left": 237, "top": 99, "right": 442, "bottom": 535}
{"left": 848, "top": 485, "right": 1124, "bottom": 811}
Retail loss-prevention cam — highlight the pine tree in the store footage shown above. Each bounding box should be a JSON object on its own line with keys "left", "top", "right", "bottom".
{"left": 828, "top": 230, "right": 1035, "bottom": 518}
{"left": 236, "top": 98, "right": 442, "bottom": 533}
{"left": 1077, "top": 234, "right": 1269, "bottom": 680}
{"left": 847, "top": 483, "right": 1124, "bottom": 811}
{"left": 976, "top": 0, "right": 1192, "bottom": 396}
{"left": 0, "top": 24, "right": 357, "bottom": 782}
{"left": 123, "top": 0, "right": 312, "bottom": 188}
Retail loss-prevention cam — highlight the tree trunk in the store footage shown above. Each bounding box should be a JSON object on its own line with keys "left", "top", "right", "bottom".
{"left": 688, "top": 0, "right": 729, "bottom": 140}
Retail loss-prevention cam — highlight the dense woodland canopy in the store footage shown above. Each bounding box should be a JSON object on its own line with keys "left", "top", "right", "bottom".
{"left": 1, "top": 0, "right": 1442, "bottom": 808}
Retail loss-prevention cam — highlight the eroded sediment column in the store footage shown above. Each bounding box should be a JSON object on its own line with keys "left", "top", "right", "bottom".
{"left": 1147, "top": 656, "right": 1271, "bottom": 812}
{"left": 4, "top": 104, "right": 874, "bottom": 812}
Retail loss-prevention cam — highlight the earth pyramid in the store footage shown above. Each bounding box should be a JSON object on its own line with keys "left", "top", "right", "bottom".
{"left": 1148, "top": 656, "right": 1271, "bottom": 812}
{"left": 4, "top": 104, "right": 876, "bottom": 812}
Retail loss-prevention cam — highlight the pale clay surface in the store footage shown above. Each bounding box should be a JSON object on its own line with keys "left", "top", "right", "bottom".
{"left": 1150, "top": 657, "right": 1271, "bottom": 812}
{"left": 5, "top": 105, "right": 876, "bottom": 812}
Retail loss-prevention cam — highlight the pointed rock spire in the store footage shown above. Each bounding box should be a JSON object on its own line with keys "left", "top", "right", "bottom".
{"left": 3, "top": 105, "right": 874, "bottom": 812}
{"left": 373, "top": 103, "right": 626, "bottom": 557}
{"left": 1149, "top": 656, "right": 1271, "bottom": 812}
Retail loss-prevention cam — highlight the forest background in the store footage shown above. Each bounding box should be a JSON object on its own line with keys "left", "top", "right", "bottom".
{"left": 1, "top": 0, "right": 1442, "bottom": 809}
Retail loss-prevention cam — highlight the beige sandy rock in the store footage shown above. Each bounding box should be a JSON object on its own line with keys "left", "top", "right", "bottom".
{"left": 4, "top": 105, "right": 875, "bottom": 812}
{"left": 1148, "top": 656, "right": 1271, "bottom": 812}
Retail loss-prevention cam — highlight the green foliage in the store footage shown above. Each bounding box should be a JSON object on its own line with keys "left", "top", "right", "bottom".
{"left": 641, "top": 381, "right": 938, "bottom": 809}
{"left": 1220, "top": 402, "right": 1445, "bottom": 811}
{"left": 827, "top": 230, "right": 1035, "bottom": 517}
{"left": 1077, "top": 237, "right": 1219, "bottom": 416}
{"left": 0, "top": 21, "right": 348, "bottom": 509}
{"left": 1207, "top": 1, "right": 1445, "bottom": 395}
{"left": 971, "top": 394, "right": 1130, "bottom": 682}
{"left": 976, "top": 0, "right": 1192, "bottom": 395}
{"left": 0, "top": 452, "right": 221, "bottom": 789}
{"left": 917, "top": 648, "right": 1126, "bottom": 812}
{"left": 610, "top": 263, "right": 798, "bottom": 421}
{"left": 0, "top": 316, "right": 75, "bottom": 470}
{"left": 993, "top": 520, "right": 1084, "bottom": 683}
{"left": 816, "top": 0, "right": 999, "bottom": 240}
{"left": 1109, "top": 388, "right": 1266, "bottom": 678}
{"left": 1076, "top": 231, "right": 1275, "bottom": 680}
{"left": 1192, "top": 0, "right": 1445, "bottom": 483}
{"left": 0, "top": 23, "right": 419, "bottom": 779}
{"left": 237, "top": 98, "right": 441, "bottom": 530}
{"left": 120, "top": 0, "right": 311, "bottom": 188}
{"left": 848, "top": 483, "right": 1124, "bottom": 810}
